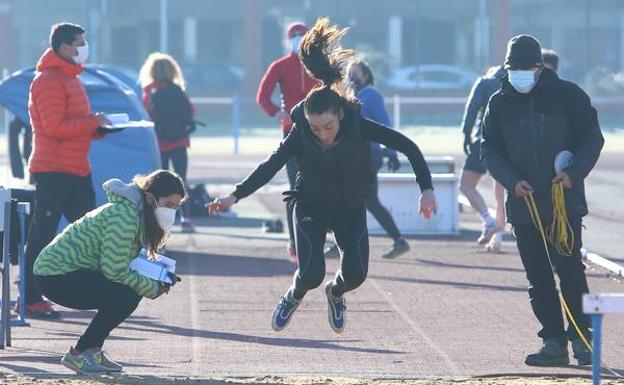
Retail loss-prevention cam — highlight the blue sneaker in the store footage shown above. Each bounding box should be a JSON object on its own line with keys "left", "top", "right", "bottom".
{"left": 325, "top": 281, "right": 346, "bottom": 333}
{"left": 271, "top": 289, "right": 300, "bottom": 332}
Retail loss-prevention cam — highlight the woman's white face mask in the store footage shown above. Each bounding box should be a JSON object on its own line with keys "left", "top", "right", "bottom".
{"left": 153, "top": 198, "right": 177, "bottom": 231}
{"left": 508, "top": 69, "right": 537, "bottom": 94}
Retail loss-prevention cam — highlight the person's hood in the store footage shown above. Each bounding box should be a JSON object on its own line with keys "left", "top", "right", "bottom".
{"left": 500, "top": 67, "right": 558, "bottom": 97}
{"left": 103, "top": 178, "right": 143, "bottom": 207}
{"left": 103, "top": 178, "right": 146, "bottom": 244}
{"left": 36, "top": 48, "right": 83, "bottom": 76}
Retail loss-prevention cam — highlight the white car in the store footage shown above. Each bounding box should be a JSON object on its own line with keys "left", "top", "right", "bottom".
{"left": 385, "top": 64, "right": 479, "bottom": 91}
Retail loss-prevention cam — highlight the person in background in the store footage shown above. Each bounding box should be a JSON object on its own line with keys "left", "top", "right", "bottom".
{"left": 139, "top": 52, "right": 195, "bottom": 233}
{"left": 256, "top": 21, "right": 318, "bottom": 263}
{"left": 23, "top": 22, "right": 110, "bottom": 319}
{"left": 324, "top": 60, "right": 409, "bottom": 259}
{"left": 459, "top": 65, "right": 506, "bottom": 252}
{"left": 482, "top": 34, "right": 603, "bottom": 366}
{"left": 8, "top": 117, "right": 32, "bottom": 180}
{"left": 34, "top": 170, "right": 185, "bottom": 374}
{"left": 542, "top": 49, "right": 559, "bottom": 72}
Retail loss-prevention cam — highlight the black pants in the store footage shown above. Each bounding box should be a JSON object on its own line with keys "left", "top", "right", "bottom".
{"left": 291, "top": 202, "right": 369, "bottom": 299}
{"left": 513, "top": 217, "right": 591, "bottom": 344}
{"left": 161, "top": 147, "right": 190, "bottom": 218}
{"left": 366, "top": 173, "right": 401, "bottom": 241}
{"left": 284, "top": 133, "right": 299, "bottom": 249}
{"left": 25, "top": 173, "right": 95, "bottom": 304}
{"left": 161, "top": 147, "right": 188, "bottom": 180}
{"left": 36, "top": 270, "right": 142, "bottom": 351}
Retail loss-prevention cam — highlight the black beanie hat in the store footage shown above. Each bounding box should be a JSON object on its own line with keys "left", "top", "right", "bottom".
{"left": 504, "top": 34, "right": 544, "bottom": 70}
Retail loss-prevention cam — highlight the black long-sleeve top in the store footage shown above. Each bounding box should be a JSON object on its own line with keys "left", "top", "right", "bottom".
{"left": 233, "top": 103, "right": 433, "bottom": 210}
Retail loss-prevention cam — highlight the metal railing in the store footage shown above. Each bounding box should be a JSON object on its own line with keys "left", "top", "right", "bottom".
{"left": 189, "top": 95, "right": 468, "bottom": 154}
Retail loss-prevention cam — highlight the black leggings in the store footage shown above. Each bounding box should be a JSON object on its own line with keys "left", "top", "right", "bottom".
{"left": 292, "top": 202, "right": 369, "bottom": 299}
{"left": 36, "top": 270, "right": 142, "bottom": 351}
{"left": 284, "top": 132, "right": 299, "bottom": 248}
{"left": 161, "top": 147, "right": 188, "bottom": 180}
{"left": 161, "top": 147, "right": 190, "bottom": 218}
{"left": 366, "top": 173, "right": 402, "bottom": 241}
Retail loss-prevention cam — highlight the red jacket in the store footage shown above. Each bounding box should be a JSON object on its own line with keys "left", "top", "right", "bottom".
{"left": 142, "top": 80, "right": 192, "bottom": 153}
{"left": 28, "top": 49, "right": 100, "bottom": 177}
{"left": 256, "top": 52, "right": 317, "bottom": 133}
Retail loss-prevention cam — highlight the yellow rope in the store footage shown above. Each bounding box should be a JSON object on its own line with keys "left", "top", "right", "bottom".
{"left": 523, "top": 192, "right": 592, "bottom": 352}
{"left": 546, "top": 182, "right": 575, "bottom": 257}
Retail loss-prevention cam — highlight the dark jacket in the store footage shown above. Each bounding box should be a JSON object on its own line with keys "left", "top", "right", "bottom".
{"left": 233, "top": 101, "right": 433, "bottom": 210}
{"left": 461, "top": 65, "right": 505, "bottom": 139}
{"left": 481, "top": 68, "right": 604, "bottom": 224}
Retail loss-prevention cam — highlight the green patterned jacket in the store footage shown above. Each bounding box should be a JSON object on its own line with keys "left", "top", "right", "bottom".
{"left": 34, "top": 179, "right": 159, "bottom": 299}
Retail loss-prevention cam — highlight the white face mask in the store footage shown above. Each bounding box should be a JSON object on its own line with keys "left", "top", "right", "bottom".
{"left": 72, "top": 41, "right": 89, "bottom": 65}
{"left": 153, "top": 198, "right": 177, "bottom": 231}
{"left": 508, "top": 69, "right": 537, "bottom": 94}
{"left": 289, "top": 36, "right": 302, "bottom": 53}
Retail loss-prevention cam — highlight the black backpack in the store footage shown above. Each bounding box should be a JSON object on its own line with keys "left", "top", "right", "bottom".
{"left": 151, "top": 83, "right": 194, "bottom": 142}
{"left": 188, "top": 184, "right": 212, "bottom": 217}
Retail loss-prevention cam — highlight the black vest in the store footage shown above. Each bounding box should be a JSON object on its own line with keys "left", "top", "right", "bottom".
{"left": 291, "top": 102, "right": 374, "bottom": 210}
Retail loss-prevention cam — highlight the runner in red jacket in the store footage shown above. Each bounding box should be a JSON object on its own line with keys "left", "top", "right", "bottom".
{"left": 256, "top": 22, "right": 318, "bottom": 262}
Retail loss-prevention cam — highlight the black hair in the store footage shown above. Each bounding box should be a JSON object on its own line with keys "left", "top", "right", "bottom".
{"left": 299, "top": 17, "right": 355, "bottom": 116}
{"left": 541, "top": 49, "right": 559, "bottom": 72}
{"left": 133, "top": 170, "right": 187, "bottom": 256}
{"left": 351, "top": 60, "right": 375, "bottom": 87}
{"left": 50, "top": 22, "right": 85, "bottom": 53}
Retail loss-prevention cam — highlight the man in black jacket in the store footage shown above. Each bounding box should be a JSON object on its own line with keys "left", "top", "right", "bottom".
{"left": 481, "top": 35, "right": 604, "bottom": 367}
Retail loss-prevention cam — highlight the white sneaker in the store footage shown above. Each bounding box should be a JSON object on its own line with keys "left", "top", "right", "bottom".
{"left": 477, "top": 221, "right": 501, "bottom": 245}
{"left": 486, "top": 232, "right": 503, "bottom": 253}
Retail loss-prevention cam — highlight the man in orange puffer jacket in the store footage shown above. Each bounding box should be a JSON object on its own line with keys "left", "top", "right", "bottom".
{"left": 23, "top": 22, "right": 110, "bottom": 319}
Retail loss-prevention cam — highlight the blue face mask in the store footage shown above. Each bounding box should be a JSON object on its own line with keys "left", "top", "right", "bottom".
{"left": 290, "top": 36, "right": 302, "bottom": 53}
{"left": 508, "top": 70, "right": 537, "bottom": 94}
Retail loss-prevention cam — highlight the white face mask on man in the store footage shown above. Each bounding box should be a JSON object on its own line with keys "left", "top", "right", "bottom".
{"left": 72, "top": 41, "right": 89, "bottom": 65}
{"left": 508, "top": 69, "right": 537, "bottom": 94}
{"left": 153, "top": 197, "right": 177, "bottom": 231}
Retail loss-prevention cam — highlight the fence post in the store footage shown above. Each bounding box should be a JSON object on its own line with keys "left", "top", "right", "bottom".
{"left": 232, "top": 95, "right": 240, "bottom": 155}
{"left": 1, "top": 200, "right": 13, "bottom": 348}
{"left": 392, "top": 94, "right": 401, "bottom": 130}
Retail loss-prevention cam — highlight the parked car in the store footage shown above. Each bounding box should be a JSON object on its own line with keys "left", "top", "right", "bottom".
{"left": 0, "top": 66, "right": 160, "bottom": 215}
{"left": 384, "top": 64, "right": 478, "bottom": 91}
{"left": 182, "top": 61, "right": 244, "bottom": 95}
{"left": 87, "top": 64, "right": 142, "bottom": 99}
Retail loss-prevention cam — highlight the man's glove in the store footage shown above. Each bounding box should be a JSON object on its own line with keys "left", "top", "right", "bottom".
{"left": 463, "top": 134, "right": 472, "bottom": 156}
{"left": 387, "top": 153, "right": 400, "bottom": 172}
{"left": 153, "top": 282, "right": 170, "bottom": 299}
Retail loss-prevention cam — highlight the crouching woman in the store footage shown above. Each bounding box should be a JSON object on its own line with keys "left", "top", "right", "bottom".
{"left": 33, "top": 170, "right": 186, "bottom": 374}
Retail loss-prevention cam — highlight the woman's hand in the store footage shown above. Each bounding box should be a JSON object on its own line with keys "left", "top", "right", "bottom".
{"left": 153, "top": 283, "right": 170, "bottom": 299}
{"left": 207, "top": 195, "right": 237, "bottom": 215}
{"left": 418, "top": 189, "right": 437, "bottom": 220}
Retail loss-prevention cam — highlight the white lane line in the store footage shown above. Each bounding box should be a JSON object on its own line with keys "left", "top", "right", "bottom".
{"left": 186, "top": 236, "right": 203, "bottom": 376}
{"left": 367, "top": 279, "right": 461, "bottom": 376}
